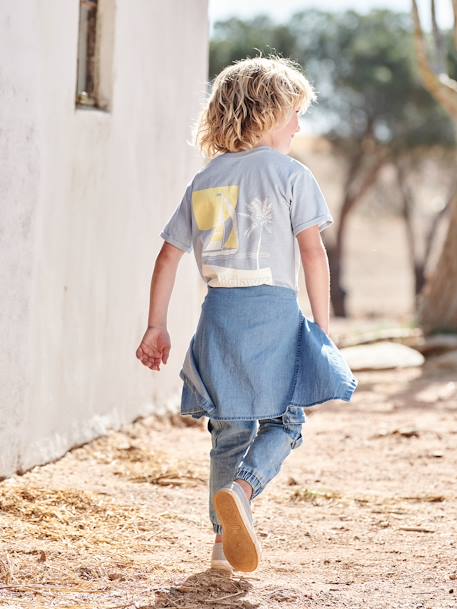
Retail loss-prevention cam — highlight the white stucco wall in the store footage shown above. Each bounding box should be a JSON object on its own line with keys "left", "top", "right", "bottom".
{"left": 0, "top": 0, "right": 209, "bottom": 477}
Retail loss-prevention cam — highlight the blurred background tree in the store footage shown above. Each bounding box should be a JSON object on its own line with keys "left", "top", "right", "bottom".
{"left": 412, "top": 0, "right": 457, "bottom": 334}
{"left": 210, "top": 8, "right": 456, "bottom": 322}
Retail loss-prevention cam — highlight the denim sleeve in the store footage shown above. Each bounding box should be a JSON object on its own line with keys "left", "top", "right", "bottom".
{"left": 160, "top": 182, "right": 193, "bottom": 253}
{"left": 289, "top": 165, "right": 334, "bottom": 237}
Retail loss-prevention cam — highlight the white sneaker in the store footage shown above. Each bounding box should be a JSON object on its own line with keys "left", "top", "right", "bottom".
{"left": 214, "top": 481, "right": 262, "bottom": 572}
{"left": 210, "top": 540, "right": 234, "bottom": 573}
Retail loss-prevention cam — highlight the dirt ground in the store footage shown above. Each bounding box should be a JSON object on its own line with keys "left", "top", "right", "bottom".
{"left": 1, "top": 351, "right": 456, "bottom": 609}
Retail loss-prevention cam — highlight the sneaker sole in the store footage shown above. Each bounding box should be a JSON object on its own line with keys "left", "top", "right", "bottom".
{"left": 214, "top": 488, "right": 261, "bottom": 572}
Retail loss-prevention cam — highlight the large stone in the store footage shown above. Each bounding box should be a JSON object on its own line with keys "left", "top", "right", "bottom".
{"left": 341, "top": 341, "right": 425, "bottom": 371}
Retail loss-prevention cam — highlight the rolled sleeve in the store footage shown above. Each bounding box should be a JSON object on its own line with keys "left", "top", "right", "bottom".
{"left": 160, "top": 182, "right": 193, "bottom": 253}
{"left": 289, "top": 164, "right": 334, "bottom": 237}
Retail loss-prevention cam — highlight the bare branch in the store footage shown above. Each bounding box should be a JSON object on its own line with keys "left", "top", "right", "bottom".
{"left": 411, "top": 0, "right": 457, "bottom": 118}
{"left": 453, "top": 0, "right": 457, "bottom": 50}
{"left": 430, "top": 0, "right": 446, "bottom": 72}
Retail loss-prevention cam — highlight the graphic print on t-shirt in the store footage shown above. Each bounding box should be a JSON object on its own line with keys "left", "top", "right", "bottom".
{"left": 192, "top": 186, "right": 274, "bottom": 287}
{"left": 238, "top": 197, "right": 273, "bottom": 269}
{"left": 192, "top": 186, "right": 240, "bottom": 256}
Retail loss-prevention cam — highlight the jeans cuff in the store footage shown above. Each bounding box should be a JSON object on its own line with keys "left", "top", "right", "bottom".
{"left": 234, "top": 467, "right": 264, "bottom": 500}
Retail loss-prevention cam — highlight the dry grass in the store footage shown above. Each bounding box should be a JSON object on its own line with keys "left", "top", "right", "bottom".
{"left": 0, "top": 422, "right": 215, "bottom": 608}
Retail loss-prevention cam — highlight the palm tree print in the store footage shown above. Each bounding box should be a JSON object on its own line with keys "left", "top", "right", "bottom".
{"left": 238, "top": 197, "right": 273, "bottom": 269}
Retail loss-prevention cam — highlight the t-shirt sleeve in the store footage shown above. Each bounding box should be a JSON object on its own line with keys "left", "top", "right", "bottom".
{"left": 160, "top": 181, "right": 193, "bottom": 253}
{"left": 289, "top": 165, "right": 334, "bottom": 237}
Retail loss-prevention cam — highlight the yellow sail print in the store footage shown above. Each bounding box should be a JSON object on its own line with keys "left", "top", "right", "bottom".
{"left": 192, "top": 186, "right": 240, "bottom": 256}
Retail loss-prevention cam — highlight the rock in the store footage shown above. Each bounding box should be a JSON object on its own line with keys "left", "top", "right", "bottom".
{"left": 341, "top": 341, "right": 425, "bottom": 371}
{"left": 338, "top": 327, "right": 422, "bottom": 348}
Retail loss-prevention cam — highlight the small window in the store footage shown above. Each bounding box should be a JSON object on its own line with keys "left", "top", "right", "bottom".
{"left": 75, "top": 0, "right": 114, "bottom": 111}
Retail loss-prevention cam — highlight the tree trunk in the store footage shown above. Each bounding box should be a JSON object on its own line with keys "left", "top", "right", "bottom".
{"left": 395, "top": 162, "right": 427, "bottom": 297}
{"left": 416, "top": 193, "right": 457, "bottom": 334}
{"left": 327, "top": 242, "right": 347, "bottom": 317}
{"left": 328, "top": 149, "right": 386, "bottom": 317}
{"left": 411, "top": 0, "right": 457, "bottom": 334}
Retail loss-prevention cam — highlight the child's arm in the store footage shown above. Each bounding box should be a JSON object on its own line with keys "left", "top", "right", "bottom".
{"left": 136, "top": 242, "right": 185, "bottom": 371}
{"left": 296, "top": 225, "right": 331, "bottom": 335}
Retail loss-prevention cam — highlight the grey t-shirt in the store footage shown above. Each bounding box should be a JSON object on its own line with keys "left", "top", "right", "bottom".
{"left": 160, "top": 145, "right": 334, "bottom": 293}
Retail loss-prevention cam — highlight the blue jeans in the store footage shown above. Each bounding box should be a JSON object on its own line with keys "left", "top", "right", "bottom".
{"left": 207, "top": 407, "right": 306, "bottom": 535}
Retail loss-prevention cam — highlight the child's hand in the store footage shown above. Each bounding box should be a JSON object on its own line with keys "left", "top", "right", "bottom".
{"left": 136, "top": 326, "right": 171, "bottom": 371}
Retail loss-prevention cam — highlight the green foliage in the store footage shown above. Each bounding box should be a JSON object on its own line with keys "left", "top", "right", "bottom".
{"left": 209, "top": 9, "right": 456, "bottom": 152}
{"left": 209, "top": 15, "right": 303, "bottom": 77}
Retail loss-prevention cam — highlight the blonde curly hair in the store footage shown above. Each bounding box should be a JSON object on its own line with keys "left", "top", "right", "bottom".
{"left": 193, "top": 54, "right": 316, "bottom": 160}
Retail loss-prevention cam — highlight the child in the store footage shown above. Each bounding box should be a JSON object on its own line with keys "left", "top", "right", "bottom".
{"left": 136, "top": 55, "right": 359, "bottom": 574}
